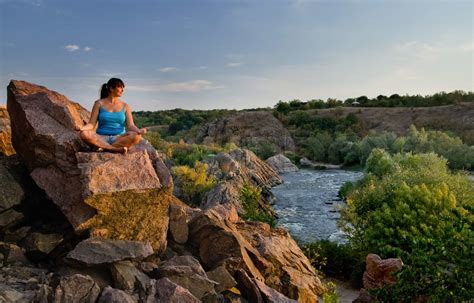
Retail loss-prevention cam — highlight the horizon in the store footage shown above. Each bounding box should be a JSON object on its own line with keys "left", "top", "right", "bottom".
{"left": 1, "top": 0, "right": 472, "bottom": 111}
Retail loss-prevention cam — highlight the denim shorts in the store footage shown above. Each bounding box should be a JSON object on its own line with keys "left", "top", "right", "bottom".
{"left": 100, "top": 134, "right": 119, "bottom": 145}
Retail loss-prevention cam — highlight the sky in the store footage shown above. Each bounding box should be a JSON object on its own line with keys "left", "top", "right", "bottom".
{"left": 0, "top": 0, "right": 473, "bottom": 111}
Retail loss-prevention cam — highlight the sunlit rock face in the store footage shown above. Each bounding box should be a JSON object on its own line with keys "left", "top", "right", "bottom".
{"left": 7, "top": 80, "right": 172, "bottom": 251}
{"left": 0, "top": 105, "right": 15, "bottom": 156}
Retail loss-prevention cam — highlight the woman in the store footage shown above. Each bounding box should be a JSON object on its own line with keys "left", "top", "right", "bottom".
{"left": 77, "top": 78, "right": 146, "bottom": 153}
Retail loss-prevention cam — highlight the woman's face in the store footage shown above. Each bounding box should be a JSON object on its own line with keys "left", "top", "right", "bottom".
{"left": 109, "top": 85, "right": 124, "bottom": 97}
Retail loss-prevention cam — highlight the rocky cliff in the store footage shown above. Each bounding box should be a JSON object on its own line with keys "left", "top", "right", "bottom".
{"left": 195, "top": 110, "right": 295, "bottom": 153}
{"left": 0, "top": 80, "right": 325, "bottom": 302}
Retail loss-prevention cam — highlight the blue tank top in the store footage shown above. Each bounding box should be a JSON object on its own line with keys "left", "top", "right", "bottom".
{"left": 96, "top": 107, "right": 126, "bottom": 135}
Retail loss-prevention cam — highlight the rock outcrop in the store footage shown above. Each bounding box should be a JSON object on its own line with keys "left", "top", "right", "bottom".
{"left": 202, "top": 148, "right": 282, "bottom": 211}
{"left": 362, "top": 254, "right": 403, "bottom": 289}
{"left": 0, "top": 105, "right": 14, "bottom": 156}
{"left": 7, "top": 80, "right": 172, "bottom": 251}
{"left": 188, "top": 209, "right": 325, "bottom": 302}
{"left": 266, "top": 154, "right": 298, "bottom": 173}
{"left": 3, "top": 80, "right": 326, "bottom": 303}
{"left": 195, "top": 110, "right": 295, "bottom": 153}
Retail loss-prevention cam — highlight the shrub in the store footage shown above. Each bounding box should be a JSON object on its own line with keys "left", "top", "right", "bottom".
{"left": 240, "top": 184, "right": 276, "bottom": 227}
{"left": 171, "top": 161, "right": 217, "bottom": 206}
{"left": 340, "top": 151, "right": 474, "bottom": 301}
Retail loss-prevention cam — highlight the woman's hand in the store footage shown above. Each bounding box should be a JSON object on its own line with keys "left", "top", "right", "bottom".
{"left": 139, "top": 128, "right": 147, "bottom": 135}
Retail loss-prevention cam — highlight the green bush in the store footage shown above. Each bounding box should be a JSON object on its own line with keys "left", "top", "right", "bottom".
{"left": 240, "top": 184, "right": 276, "bottom": 227}
{"left": 171, "top": 161, "right": 217, "bottom": 206}
{"left": 340, "top": 150, "right": 474, "bottom": 301}
{"left": 303, "top": 240, "right": 365, "bottom": 286}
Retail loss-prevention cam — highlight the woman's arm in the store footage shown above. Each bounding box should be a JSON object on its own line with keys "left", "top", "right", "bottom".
{"left": 76, "top": 101, "right": 100, "bottom": 131}
{"left": 125, "top": 103, "right": 147, "bottom": 134}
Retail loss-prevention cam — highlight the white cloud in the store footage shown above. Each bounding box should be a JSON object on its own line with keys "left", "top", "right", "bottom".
{"left": 159, "top": 67, "right": 179, "bottom": 72}
{"left": 83, "top": 46, "right": 92, "bottom": 52}
{"left": 227, "top": 62, "right": 242, "bottom": 67}
{"left": 395, "top": 40, "right": 473, "bottom": 60}
{"left": 127, "top": 80, "right": 223, "bottom": 93}
{"left": 64, "top": 44, "right": 80, "bottom": 52}
{"left": 198, "top": 66, "right": 208, "bottom": 69}
{"left": 98, "top": 72, "right": 124, "bottom": 78}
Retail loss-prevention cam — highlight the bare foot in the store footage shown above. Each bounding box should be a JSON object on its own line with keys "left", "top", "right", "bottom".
{"left": 108, "top": 146, "right": 128, "bottom": 154}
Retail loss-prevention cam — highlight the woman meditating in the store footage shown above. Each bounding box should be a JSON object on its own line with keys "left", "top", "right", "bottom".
{"left": 77, "top": 78, "right": 146, "bottom": 153}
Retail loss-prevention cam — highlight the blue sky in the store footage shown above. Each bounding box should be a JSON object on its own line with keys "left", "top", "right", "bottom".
{"left": 1, "top": 0, "right": 472, "bottom": 111}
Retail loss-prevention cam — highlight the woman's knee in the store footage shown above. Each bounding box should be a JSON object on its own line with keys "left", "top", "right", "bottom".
{"left": 132, "top": 133, "right": 142, "bottom": 144}
{"left": 80, "top": 130, "right": 94, "bottom": 141}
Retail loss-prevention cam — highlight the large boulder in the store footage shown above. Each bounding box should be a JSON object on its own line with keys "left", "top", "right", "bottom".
{"left": 238, "top": 222, "right": 325, "bottom": 302}
{"left": 0, "top": 105, "right": 15, "bottom": 156}
{"left": 142, "top": 278, "right": 200, "bottom": 303}
{"left": 53, "top": 274, "right": 100, "bottom": 303}
{"left": 188, "top": 209, "right": 324, "bottom": 302}
{"left": 362, "top": 253, "right": 403, "bottom": 290}
{"left": 195, "top": 111, "right": 295, "bottom": 153}
{"left": 7, "top": 80, "right": 172, "bottom": 251}
{"left": 266, "top": 154, "right": 298, "bottom": 173}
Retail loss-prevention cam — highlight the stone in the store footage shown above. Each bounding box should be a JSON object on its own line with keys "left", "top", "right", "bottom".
{"left": 110, "top": 260, "right": 150, "bottom": 292}
{"left": 4, "top": 244, "right": 29, "bottom": 265}
{"left": 23, "top": 232, "right": 63, "bottom": 259}
{"left": 362, "top": 254, "right": 403, "bottom": 290}
{"left": 53, "top": 274, "right": 100, "bottom": 303}
{"left": 67, "top": 238, "right": 154, "bottom": 265}
{"left": 169, "top": 201, "right": 189, "bottom": 244}
{"left": 195, "top": 111, "right": 295, "bottom": 153}
{"left": 0, "top": 164, "right": 24, "bottom": 212}
{"left": 98, "top": 286, "right": 137, "bottom": 303}
{"left": 254, "top": 280, "right": 298, "bottom": 303}
{"left": 206, "top": 265, "right": 237, "bottom": 293}
{"left": 238, "top": 224, "right": 325, "bottom": 302}
{"left": 209, "top": 203, "right": 240, "bottom": 223}
{"left": 152, "top": 255, "right": 217, "bottom": 299}
{"left": 0, "top": 209, "right": 23, "bottom": 228}
{"left": 4, "top": 226, "right": 30, "bottom": 243}
{"left": 142, "top": 278, "right": 200, "bottom": 303}
{"left": 188, "top": 209, "right": 272, "bottom": 282}
{"left": 0, "top": 105, "right": 15, "bottom": 156}
{"left": 235, "top": 269, "right": 263, "bottom": 303}
{"left": 7, "top": 81, "right": 172, "bottom": 249}
{"left": 0, "top": 284, "right": 35, "bottom": 302}
{"left": 266, "top": 154, "right": 298, "bottom": 173}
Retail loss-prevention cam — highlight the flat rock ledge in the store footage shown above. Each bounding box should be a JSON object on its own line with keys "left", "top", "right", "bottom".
{"left": 66, "top": 238, "right": 154, "bottom": 265}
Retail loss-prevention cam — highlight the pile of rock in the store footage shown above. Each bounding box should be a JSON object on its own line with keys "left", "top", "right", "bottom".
{"left": 0, "top": 80, "right": 326, "bottom": 302}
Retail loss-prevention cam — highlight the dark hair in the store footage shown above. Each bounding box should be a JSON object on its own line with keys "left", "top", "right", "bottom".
{"left": 100, "top": 78, "right": 125, "bottom": 99}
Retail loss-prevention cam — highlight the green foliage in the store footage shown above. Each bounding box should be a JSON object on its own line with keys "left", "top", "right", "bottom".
{"left": 247, "top": 141, "right": 277, "bottom": 160}
{"left": 171, "top": 161, "right": 217, "bottom": 206}
{"left": 322, "top": 282, "right": 339, "bottom": 303}
{"left": 303, "top": 240, "right": 365, "bottom": 286}
{"left": 133, "top": 108, "right": 233, "bottom": 138}
{"left": 240, "top": 184, "right": 276, "bottom": 227}
{"left": 340, "top": 151, "right": 474, "bottom": 301}
{"left": 273, "top": 91, "right": 473, "bottom": 115}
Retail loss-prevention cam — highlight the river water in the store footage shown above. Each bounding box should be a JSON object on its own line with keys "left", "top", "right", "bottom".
{"left": 272, "top": 169, "right": 364, "bottom": 244}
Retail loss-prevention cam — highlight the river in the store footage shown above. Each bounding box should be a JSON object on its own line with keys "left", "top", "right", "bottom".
{"left": 272, "top": 169, "right": 364, "bottom": 244}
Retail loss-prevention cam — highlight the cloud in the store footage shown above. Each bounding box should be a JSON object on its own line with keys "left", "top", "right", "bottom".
{"left": 64, "top": 44, "right": 80, "bottom": 52}
{"left": 98, "top": 72, "right": 125, "bottom": 78}
{"left": 227, "top": 62, "right": 242, "bottom": 67}
{"left": 159, "top": 67, "right": 179, "bottom": 72}
{"left": 127, "top": 80, "right": 223, "bottom": 93}
{"left": 394, "top": 40, "right": 473, "bottom": 60}
{"left": 64, "top": 44, "right": 93, "bottom": 52}
{"left": 198, "top": 66, "right": 208, "bottom": 70}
